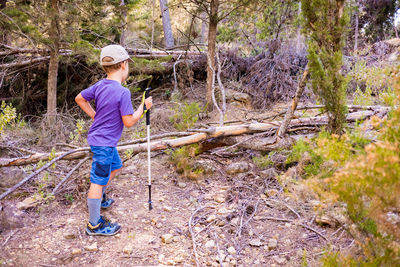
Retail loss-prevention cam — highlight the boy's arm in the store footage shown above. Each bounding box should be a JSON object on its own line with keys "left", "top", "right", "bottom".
{"left": 122, "top": 97, "right": 152, "bottom": 128}
{"left": 75, "top": 93, "right": 96, "bottom": 120}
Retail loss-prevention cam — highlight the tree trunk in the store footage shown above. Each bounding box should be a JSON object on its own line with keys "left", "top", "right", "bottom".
{"left": 159, "top": 0, "right": 174, "bottom": 48}
{"left": 120, "top": 0, "right": 127, "bottom": 46}
{"left": 354, "top": 0, "right": 359, "bottom": 52}
{"left": 206, "top": 0, "right": 219, "bottom": 111}
{"left": 47, "top": 0, "right": 60, "bottom": 124}
{"left": 0, "top": 0, "right": 10, "bottom": 46}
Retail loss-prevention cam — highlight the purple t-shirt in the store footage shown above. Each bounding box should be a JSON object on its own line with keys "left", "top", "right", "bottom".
{"left": 81, "top": 79, "right": 134, "bottom": 147}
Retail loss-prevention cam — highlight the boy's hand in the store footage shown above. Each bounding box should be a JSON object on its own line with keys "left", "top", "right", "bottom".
{"left": 144, "top": 96, "right": 153, "bottom": 110}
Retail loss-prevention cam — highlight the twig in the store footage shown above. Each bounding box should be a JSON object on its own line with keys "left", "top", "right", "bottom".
{"left": 52, "top": 156, "right": 90, "bottom": 195}
{"left": 215, "top": 50, "right": 226, "bottom": 126}
{"left": 212, "top": 130, "right": 273, "bottom": 155}
{"left": 173, "top": 54, "right": 183, "bottom": 93}
{"left": 213, "top": 230, "right": 223, "bottom": 267}
{"left": 300, "top": 223, "right": 329, "bottom": 241}
{"left": 1, "top": 229, "right": 19, "bottom": 248}
{"left": 0, "top": 149, "right": 87, "bottom": 200}
{"left": 271, "top": 199, "right": 301, "bottom": 219}
{"left": 118, "top": 131, "right": 195, "bottom": 146}
{"left": 189, "top": 206, "right": 205, "bottom": 267}
{"left": 55, "top": 143, "right": 79, "bottom": 149}
{"left": 330, "top": 226, "right": 344, "bottom": 237}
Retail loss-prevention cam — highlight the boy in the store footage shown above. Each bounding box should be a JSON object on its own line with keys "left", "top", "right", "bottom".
{"left": 75, "top": 44, "right": 152, "bottom": 236}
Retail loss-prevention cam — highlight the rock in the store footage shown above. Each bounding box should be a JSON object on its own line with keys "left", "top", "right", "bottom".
{"left": 316, "top": 215, "right": 336, "bottom": 227}
{"left": 226, "top": 162, "right": 249, "bottom": 175}
{"left": 163, "top": 205, "right": 173, "bottom": 212}
{"left": 123, "top": 244, "right": 134, "bottom": 255}
{"left": 161, "top": 234, "right": 174, "bottom": 244}
{"left": 16, "top": 197, "right": 39, "bottom": 210}
{"left": 0, "top": 203, "right": 27, "bottom": 231}
{"left": 71, "top": 248, "right": 82, "bottom": 255}
{"left": 260, "top": 168, "right": 278, "bottom": 180}
{"left": 214, "top": 194, "right": 225, "bottom": 203}
{"left": 206, "top": 215, "right": 216, "bottom": 223}
{"left": 84, "top": 242, "right": 98, "bottom": 252}
{"left": 64, "top": 230, "right": 76, "bottom": 239}
{"left": 249, "top": 239, "right": 263, "bottom": 247}
{"left": 268, "top": 239, "right": 278, "bottom": 250}
{"left": 273, "top": 256, "right": 286, "bottom": 264}
{"left": 178, "top": 182, "right": 187, "bottom": 188}
{"left": 205, "top": 240, "right": 215, "bottom": 249}
{"left": 193, "top": 159, "right": 217, "bottom": 174}
{"left": 216, "top": 254, "right": 226, "bottom": 263}
{"left": 225, "top": 89, "right": 252, "bottom": 106}
{"left": 227, "top": 246, "right": 236, "bottom": 255}
{"left": 264, "top": 189, "right": 279, "bottom": 198}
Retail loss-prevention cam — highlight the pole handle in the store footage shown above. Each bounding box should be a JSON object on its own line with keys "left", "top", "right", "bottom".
{"left": 144, "top": 87, "right": 151, "bottom": 126}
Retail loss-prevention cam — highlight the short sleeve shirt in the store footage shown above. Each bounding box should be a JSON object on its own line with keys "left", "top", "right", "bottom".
{"left": 81, "top": 79, "right": 134, "bottom": 147}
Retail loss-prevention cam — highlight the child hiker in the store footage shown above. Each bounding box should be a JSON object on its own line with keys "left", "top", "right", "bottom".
{"left": 75, "top": 44, "right": 153, "bottom": 236}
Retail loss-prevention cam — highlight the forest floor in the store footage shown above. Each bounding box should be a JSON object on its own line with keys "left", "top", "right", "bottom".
{"left": 0, "top": 84, "right": 354, "bottom": 267}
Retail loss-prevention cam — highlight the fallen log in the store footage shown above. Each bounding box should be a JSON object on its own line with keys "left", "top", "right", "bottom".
{"left": 0, "top": 110, "right": 382, "bottom": 168}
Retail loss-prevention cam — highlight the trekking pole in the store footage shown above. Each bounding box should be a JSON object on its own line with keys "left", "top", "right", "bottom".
{"left": 143, "top": 87, "right": 153, "bottom": 210}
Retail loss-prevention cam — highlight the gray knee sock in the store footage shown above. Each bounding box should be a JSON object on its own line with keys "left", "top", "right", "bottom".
{"left": 87, "top": 198, "right": 101, "bottom": 225}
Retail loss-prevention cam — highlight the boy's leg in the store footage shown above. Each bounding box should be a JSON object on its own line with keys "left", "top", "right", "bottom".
{"left": 86, "top": 146, "right": 121, "bottom": 236}
{"left": 88, "top": 183, "right": 103, "bottom": 225}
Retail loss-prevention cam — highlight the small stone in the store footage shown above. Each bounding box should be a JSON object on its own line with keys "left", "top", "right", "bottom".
{"left": 161, "top": 234, "right": 174, "bottom": 244}
{"left": 249, "top": 239, "right": 263, "bottom": 247}
{"left": 260, "top": 168, "right": 278, "bottom": 179}
{"left": 230, "top": 259, "right": 237, "bottom": 266}
{"left": 173, "top": 236, "right": 180, "bottom": 242}
{"left": 226, "top": 162, "right": 249, "bottom": 175}
{"left": 268, "top": 239, "right": 278, "bottom": 250}
{"left": 273, "top": 256, "right": 286, "bottom": 264}
{"left": 84, "top": 242, "right": 98, "bottom": 252}
{"left": 284, "top": 222, "right": 291, "bottom": 228}
{"left": 123, "top": 244, "right": 134, "bottom": 255}
{"left": 205, "top": 240, "right": 215, "bottom": 249}
{"left": 264, "top": 189, "right": 279, "bottom": 198}
{"left": 71, "top": 248, "right": 82, "bottom": 255}
{"left": 227, "top": 246, "right": 236, "bottom": 255}
{"left": 214, "top": 194, "right": 225, "bottom": 203}
{"left": 216, "top": 254, "right": 226, "bottom": 263}
{"left": 301, "top": 233, "right": 308, "bottom": 239}
{"left": 67, "top": 218, "right": 76, "bottom": 224}
{"left": 163, "top": 205, "right": 173, "bottom": 212}
{"left": 206, "top": 215, "right": 216, "bottom": 223}
{"left": 64, "top": 230, "right": 76, "bottom": 239}
{"left": 178, "top": 182, "right": 187, "bottom": 188}
{"left": 133, "top": 214, "right": 138, "bottom": 219}
{"left": 231, "top": 217, "right": 239, "bottom": 225}
{"left": 16, "top": 197, "right": 38, "bottom": 210}
{"left": 221, "top": 263, "right": 230, "bottom": 267}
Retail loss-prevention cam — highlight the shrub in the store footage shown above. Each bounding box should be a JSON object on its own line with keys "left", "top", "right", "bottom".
{"left": 0, "top": 101, "right": 17, "bottom": 135}
{"left": 318, "top": 70, "right": 400, "bottom": 265}
{"left": 168, "top": 144, "right": 203, "bottom": 179}
{"left": 169, "top": 101, "right": 202, "bottom": 131}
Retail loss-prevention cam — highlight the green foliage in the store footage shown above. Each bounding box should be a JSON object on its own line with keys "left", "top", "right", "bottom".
{"left": 315, "top": 73, "right": 400, "bottom": 265}
{"left": 169, "top": 101, "right": 202, "bottom": 131}
{"left": 256, "top": 0, "right": 298, "bottom": 40}
{"left": 64, "top": 193, "right": 74, "bottom": 203}
{"left": 69, "top": 119, "right": 87, "bottom": 144}
{"left": 302, "top": 0, "right": 349, "bottom": 134}
{"left": 287, "top": 128, "right": 370, "bottom": 178}
{"left": 352, "top": 85, "right": 373, "bottom": 106}
{"left": 252, "top": 152, "right": 274, "bottom": 169}
{"left": 0, "top": 101, "right": 17, "bottom": 135}
{"left": 168, "top": 144, "right": 203, "bottom": 179}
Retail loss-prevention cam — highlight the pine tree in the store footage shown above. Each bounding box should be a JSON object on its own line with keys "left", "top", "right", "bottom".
{"left": 302, "top": 0, "right": 349, "bottom": 134}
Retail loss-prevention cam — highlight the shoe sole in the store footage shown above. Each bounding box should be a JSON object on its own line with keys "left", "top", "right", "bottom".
{"left": 85, "top": 226, "right": 121, "bottom": 236}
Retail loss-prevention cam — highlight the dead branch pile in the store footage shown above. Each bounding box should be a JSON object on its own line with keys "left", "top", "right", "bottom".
{"left": 0, "top": 106, "right": 390, "bottom": 200}
{"left": 242, "top": 42, "right": 309, "bottom": 109}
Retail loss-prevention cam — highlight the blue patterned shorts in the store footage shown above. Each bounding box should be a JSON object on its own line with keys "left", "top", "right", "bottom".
{"left": 90, "top": 146, "right": 122, "bottom": 185}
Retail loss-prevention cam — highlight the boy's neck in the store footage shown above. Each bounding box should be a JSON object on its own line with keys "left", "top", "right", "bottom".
{"left": 106, "top": 72, "right": 123, "bottom": 84}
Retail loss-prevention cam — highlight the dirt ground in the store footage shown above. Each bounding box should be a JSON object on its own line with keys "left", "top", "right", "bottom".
{"left": 0, "top": 152, "right": 353, "bottom": 267}
{"left": 0, "top": 89, "right": 353, "bottom": 267}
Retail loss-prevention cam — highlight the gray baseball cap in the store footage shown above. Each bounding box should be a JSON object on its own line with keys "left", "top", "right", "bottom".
{"left": 100, "top": 45, "right": 132, "bottom": 66}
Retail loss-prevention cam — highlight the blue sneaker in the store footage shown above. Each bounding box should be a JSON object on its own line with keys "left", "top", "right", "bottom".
{"left": 86, "top": 216, "right": 121, "bottom": 236}
{"left": 101, "top": 193, "right": 114, "bottom": 209}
